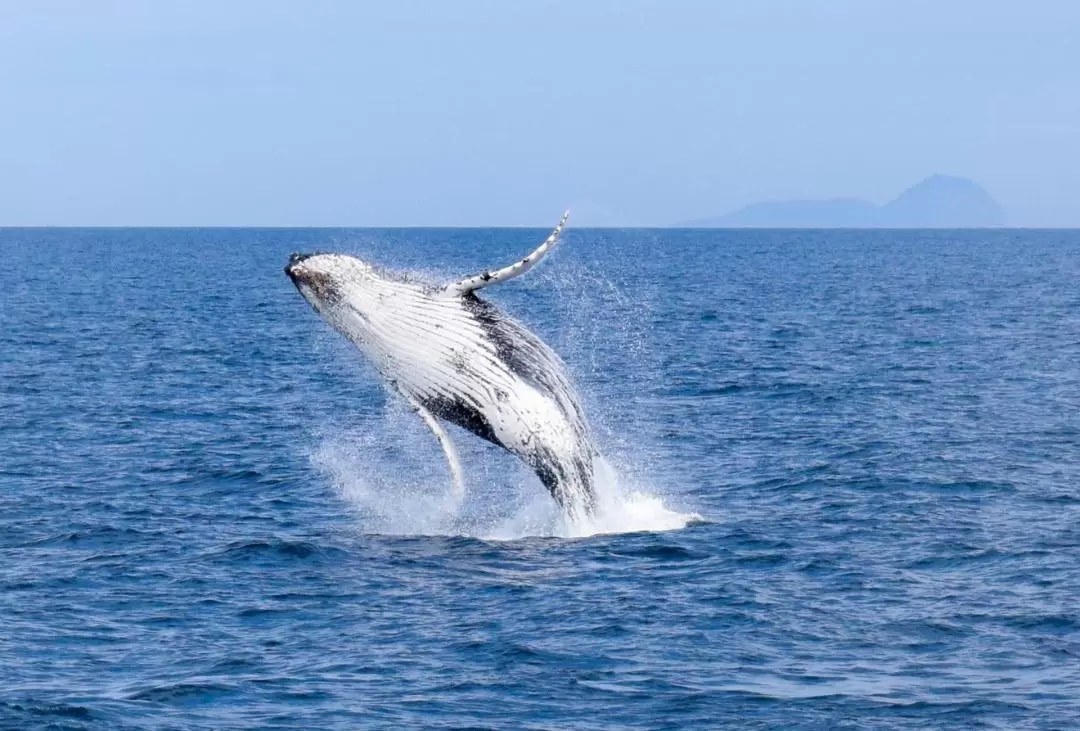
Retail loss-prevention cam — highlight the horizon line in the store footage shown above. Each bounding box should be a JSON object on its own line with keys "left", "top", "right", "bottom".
{"left": 0, "top": 224, "right": 1077, "bottom": 231}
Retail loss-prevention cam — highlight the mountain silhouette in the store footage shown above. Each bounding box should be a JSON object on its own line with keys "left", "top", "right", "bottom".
{"left": 683, "top": 175, "right": 1005, "bottom": 228}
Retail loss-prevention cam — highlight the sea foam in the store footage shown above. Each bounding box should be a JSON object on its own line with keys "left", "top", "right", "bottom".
{"left": 312, "top": 428, "right": 698, "bottom": 540}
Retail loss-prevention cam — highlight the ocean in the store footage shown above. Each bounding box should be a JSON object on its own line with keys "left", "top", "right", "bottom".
{"left": 1, "top": 227, "right": 1078, "bottom": 729}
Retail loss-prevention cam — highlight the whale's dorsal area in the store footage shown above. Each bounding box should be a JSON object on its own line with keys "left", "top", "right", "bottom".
{"left": 443, "top": 210, "right": 570, "bottom": 295}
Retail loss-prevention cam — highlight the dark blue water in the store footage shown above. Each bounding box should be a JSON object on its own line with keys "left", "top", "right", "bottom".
{"left": 2, "top": 228, "right": 1079, "bottom": 729}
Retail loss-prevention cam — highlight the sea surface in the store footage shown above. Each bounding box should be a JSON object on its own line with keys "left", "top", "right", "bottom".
{"left": 2, "top": 227, "right": 1079, "bottom": 729}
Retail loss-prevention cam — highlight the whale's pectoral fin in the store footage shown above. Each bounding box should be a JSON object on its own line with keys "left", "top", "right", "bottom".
{"left": 444, "top": 210, "right": 569, "bottom": 295}
{"left": 398, "top": 389, "right": 465, "bottom": 507}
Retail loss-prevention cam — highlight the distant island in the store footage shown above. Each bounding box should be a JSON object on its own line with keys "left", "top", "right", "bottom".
{"left": 682, "top": 174, "right": 1006, "bottom": 228}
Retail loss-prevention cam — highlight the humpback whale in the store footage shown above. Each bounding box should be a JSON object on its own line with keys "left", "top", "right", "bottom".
{"left": 285, "top": 212, "right": 598, "bottom": 522}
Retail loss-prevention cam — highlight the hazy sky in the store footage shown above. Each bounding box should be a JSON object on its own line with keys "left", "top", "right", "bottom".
{"left": 1, "top": 1, "right": 1077, "bottom": 226}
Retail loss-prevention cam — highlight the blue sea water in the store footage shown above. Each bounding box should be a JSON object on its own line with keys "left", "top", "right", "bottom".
{"left": 2, "top": 227, "right": 1079, "bottom": 729}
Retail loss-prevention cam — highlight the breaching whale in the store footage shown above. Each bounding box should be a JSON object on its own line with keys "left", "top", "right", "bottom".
{"left": 285, "top": 212, "right": 598, "bottom": 522}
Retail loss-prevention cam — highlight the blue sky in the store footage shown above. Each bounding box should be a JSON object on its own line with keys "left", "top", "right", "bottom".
{"left": 1, "top": 1, "right": 1077, "bottom": 226}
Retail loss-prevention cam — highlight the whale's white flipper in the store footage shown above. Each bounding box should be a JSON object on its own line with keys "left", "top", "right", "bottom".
{"left": 401, "top": 389, "right": 465, "bottom": 508}
{"left": 445, "top": 210, "right": 570, "bottom": 295}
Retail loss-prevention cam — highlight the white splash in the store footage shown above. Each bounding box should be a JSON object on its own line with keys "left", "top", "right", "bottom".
{"left": 311, "top": 424, "right": 699, "bottom": 540}
{"left": 537, "top": 456, "right": 699, "bottom": 540}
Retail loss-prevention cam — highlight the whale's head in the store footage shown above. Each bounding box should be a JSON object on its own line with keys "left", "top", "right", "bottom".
{"left": 285, "top": 252, "right": 385, "bottom": 340}
{"left": 285, "top": 252, "right": 376, "bottom": 304}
